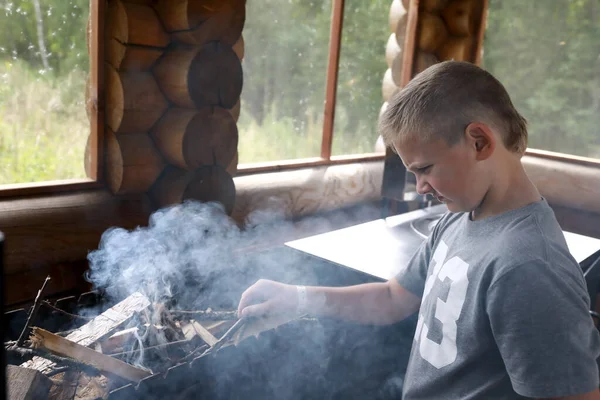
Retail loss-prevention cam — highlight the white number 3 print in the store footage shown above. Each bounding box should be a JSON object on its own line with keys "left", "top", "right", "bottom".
{"left": 414, "top": 240, "right": 470, "bottom": 369}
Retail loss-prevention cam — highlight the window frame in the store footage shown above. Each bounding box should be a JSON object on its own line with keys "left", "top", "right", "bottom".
{"left": 0, "top": 0, "right": 105, "bottom": 198}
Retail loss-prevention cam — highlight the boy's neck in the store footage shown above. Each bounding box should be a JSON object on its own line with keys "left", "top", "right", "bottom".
{"left": 471, "top": 156, "right": 541, "bottom": 221}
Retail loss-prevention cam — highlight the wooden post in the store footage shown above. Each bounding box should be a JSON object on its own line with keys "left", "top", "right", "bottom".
{"left": 153, "top": 42, "right": 243, "bottom": 109}
{"left": 151, "top": 107, "right": 238, "bottom": 171}
{"left": 106, "top": 64, "right": 168, "bottom": 133}
{"left": 105, "top": 130, "right": 165, "bottom": 194}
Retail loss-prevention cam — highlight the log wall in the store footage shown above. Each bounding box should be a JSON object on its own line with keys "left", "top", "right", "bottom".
{"left": 86, "top": 0, "right": 245, "bottom": 213}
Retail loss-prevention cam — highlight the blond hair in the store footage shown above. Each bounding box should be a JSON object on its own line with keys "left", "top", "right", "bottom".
{"left": 378, "top": 61, "right": 528, "bottom": 154}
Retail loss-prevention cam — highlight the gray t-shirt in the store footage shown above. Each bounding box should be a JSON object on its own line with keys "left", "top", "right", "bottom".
{"left": 396, "top": 199, "right": 600, "bottom": 399}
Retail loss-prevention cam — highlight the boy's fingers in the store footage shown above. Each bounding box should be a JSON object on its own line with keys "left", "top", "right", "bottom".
{"left": 240, "top": 299, "right": 274, "bottom": 318}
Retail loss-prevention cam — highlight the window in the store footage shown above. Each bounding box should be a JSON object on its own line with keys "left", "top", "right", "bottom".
{"left": 0, "top": 0, "right": 92, "bottom": 187}
{"left": 483, "top": 0, "right": 600, "bottom": 160}
{"left": 238, "top": 0, "right": 389, "bottom": 167}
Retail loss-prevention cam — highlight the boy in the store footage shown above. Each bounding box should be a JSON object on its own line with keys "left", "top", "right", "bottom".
{"left": 237, "top": 61, "right": 600, "bottom": 399}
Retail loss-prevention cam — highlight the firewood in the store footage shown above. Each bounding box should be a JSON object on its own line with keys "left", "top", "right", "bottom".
{"left": 21, "top": 292, "right": 151, "bottom": 374}
{"left": 98, "top": 327, "right": 139, "bottom": 354}
{"left": 30, "top": 328, "right": 151, "bottom": 383}
{"left": 48, "top": 370, "right": 80, "bottom": 400}
{"left": 74, "top": 374, "right": 110, "bottom": 400}
{"left": 181, "top": 321, "right": 218, "bottom": 347}
{"left": 6, "top": 365, "right": 52, "bottom": 400}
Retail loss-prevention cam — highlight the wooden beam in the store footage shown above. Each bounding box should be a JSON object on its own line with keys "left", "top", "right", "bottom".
{"left": 30, "top": 328, "right": 151, "bottom": 383}
{"left": 21, "top": 292, "right": 150, "bottom": 373}
{"left": 320, "top": 0, "right": 345, "bottom": 159}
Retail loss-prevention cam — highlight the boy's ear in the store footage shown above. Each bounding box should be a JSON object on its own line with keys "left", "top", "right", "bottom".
{"left": 465, "top": 122, "right": 495, "bottom": 161}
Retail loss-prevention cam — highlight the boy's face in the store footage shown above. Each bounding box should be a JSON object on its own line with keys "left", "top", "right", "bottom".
{"left": 394, "top": 135, "right": 488, "bottom": 213}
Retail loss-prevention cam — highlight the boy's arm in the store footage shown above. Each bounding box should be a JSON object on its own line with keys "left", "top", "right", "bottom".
{"left": 238, "top": 278, "right": 421, "bottom": 326}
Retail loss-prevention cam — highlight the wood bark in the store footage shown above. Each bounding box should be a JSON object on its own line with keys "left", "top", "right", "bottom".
{"left": 106, "top": 0, "right": 169, "bottom": 48}
{"left": 105, "top": 130, "right": 165, "bottom": 194}
{"left": 169, "top": 0, "right": 246, "bottom": 46}
{"left": 30, "top": 328, "right": 151, "bottom": 383}
{"left": 150, "top": 166, "right": 236, "bottom": 215}
{"left": 21, "top": 292, "right": 151, "bottom": 374}
{"left": 153, "top": 42, "right": 243, "bottom": 109}
{"left": 151, "top": 107, "right": 238, "bottom": 170}
{"left": 106, "top": 64, "right": 168, "bottom": 133}
{"left": 418, "top": 12, "right": 448, "bottom": 53}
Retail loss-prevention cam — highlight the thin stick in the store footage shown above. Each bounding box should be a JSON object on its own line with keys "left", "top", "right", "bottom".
{"left": 17, "top": 276, "right": 51, "bottom": 346}
{"left": 170, "top": 310, "right": 237, "bottom": 320}
{"left": 41, "top": 301, "right": 93, "bottom": 321}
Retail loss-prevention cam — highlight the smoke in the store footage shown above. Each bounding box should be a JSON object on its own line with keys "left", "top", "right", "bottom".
{"left": 84, "top": 199, "right": 413, "bottom": 398}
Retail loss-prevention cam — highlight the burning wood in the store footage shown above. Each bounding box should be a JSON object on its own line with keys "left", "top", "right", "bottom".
{"left": 30, "top": 328, "right": 151, "bottom": 383}
{"left": 181, "top": 320, "right": 218, "bottom": 346}
{"left": 21, "top": 291, "right": 151, "bottom": 374}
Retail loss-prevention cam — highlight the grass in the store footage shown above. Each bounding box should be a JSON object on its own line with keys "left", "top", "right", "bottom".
{"left": 0, "top": 60, "right": 89, "bottom": 185}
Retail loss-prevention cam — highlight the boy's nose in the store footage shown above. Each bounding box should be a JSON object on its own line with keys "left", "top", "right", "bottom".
{"left": 416, "top": 179, "right": 432, "bottom": 196}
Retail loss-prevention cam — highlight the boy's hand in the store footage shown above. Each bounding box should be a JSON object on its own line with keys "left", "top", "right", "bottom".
{"left": 237, "top": 279, "right": 298, "bottom": 318}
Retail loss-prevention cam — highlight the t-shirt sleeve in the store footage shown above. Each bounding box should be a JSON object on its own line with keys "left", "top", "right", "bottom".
{"left": 487, "top": 259, "right": 600, "bottom": 398}
{"left": 395, "top": 234, "right": 435, "bottom": 297}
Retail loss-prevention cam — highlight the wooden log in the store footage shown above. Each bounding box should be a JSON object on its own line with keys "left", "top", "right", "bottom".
{"left": 437, "top": 36, "right": 473, "bottom": 61}
{"left": 421, "top": 0, "right": 450, "bottom": 13}
{"left": 418, "top": 12, "right": 448, "bottom": 53}
{"left": 151, "top": 107, "right": 238, "bottom": 170}
{"left": 106, "top": 0, "right": 169, "bottom": 48}
{"left": 169, "top": 0, "right": 246, "bottom": 46}
{"left": 386, "top": 33, "right": 401, "bottom": 68}
{"left": 106, "top": 39, "right": 164, "bottom": 71}
{"left": 6, "top": 365, "right": 52, "bottom": 400}
{"left": 153, "top": 0, "right": 222, "bottom": 31}
{"left": 415, "top": 50, "right": 439, "bottom": 73}
{"left": 232, "top": 34, "right": 245, "bottom": 60}
{"left": 228, "top": 99, "right": 241, "bottom": 122}
{"left": 391, "top": 53, "right": 404, "bottom": 86}
{"left": 395, "top": 13, "right": 408, "bottom": 47}
{"left": 150, "top": 166, "right": 236, "bottom": 215}
{"left": 442, "top": 0, "right": 474, "bottom": 37}
{"left": 382, "top": 68, "right": 399, "bottom": 102}
{"left": 30, "top": 328, "right": 151, "bottom": 383}
{"left": 105, "top": 130, "right": 165, "bottom": 194}
{"left": 22, "top": 292, "right": 151, "bottom": 374}
{"left": 106, "top": 64, "right": 168, "bottom": 133}
{"left": 153, "top": 42, "right": 243, "bottom": 109}
{"left": 389, "top": 0, "right": 407, "bottom": 33}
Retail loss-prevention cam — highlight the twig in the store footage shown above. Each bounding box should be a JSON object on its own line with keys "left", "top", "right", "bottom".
{"left": 17, "top": 276, "right": 51, "bottom": 347}
{"left": 41, "top": 301, "right": 93, "bottom": 321}
{"left": 108, "top": 338, "right": 193, "bottom": 358}
{"left": 6, "top": 345, "right": 101, "bottom": 377}
{"left": 170, "top": 310, "right": 237, "bottom": 320}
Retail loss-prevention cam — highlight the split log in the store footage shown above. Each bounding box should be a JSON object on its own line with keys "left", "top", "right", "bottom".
{"left": 232, "top": 34, "right": 245, "bottom": 60}
{"left": 382, "top": 68, "right": 399, "bottom": 102}
{"left": 150, "top": 166, "right": 236, "bottom": 215}
{"left": 151, "top": 107, "right": 238, "bottom": 170}
{"left": 228, "top": 99, "right": 241, "bottom": 122}
{"left": 106, "top": 0, "right": 169, "bottom": 48}
{"left": 389, "top": 0, "right": 407, "bottom": 33}
{"left": 106, "top": 64, "right": 168, "bottom": 133}
{"left": 391, "top": 53, "right": 404, "bottom": 86}
{"left": 442, "top": 0, "right": 474, "bottom": 37}
{"left": 385, "top": 33, "right": 401, "bottom": 68}
{"left": 418, "top": 13, "right": 448, "bottom": 53}
{"left": 6, "top": 365, "right": 52, "bottom": 400}
{"left": 21, "top": 292, "right": 151, "bottom": 374}
{"left": 182, "top": 321, "right": 218, "bottom": 347}
{"left": 167, "top": 0, "right": 246, "bottom": 46}
{"left": 106, "top": 39, "right": 164, "bottom": 71}
{"left": 153, "top": 42, "right": 243, "bottom": 109}
{"left": 30, "top": 328, "right": 151, "bottom": 383}
{"left": 415, "top": 50, "right": 439, "bottom": 73}
{"left": 105, "top": 130, "right": 165, "bottom": 194}
{"left": 437, "top": 36, "right": 473, "bottom": 61}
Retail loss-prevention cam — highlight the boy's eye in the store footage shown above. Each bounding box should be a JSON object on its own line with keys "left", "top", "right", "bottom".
{"left": 418, "top": 165, "right": 432, "bottom": 173}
